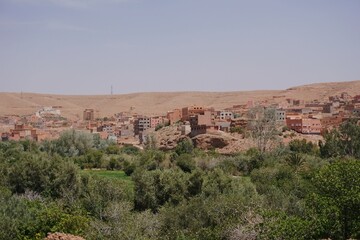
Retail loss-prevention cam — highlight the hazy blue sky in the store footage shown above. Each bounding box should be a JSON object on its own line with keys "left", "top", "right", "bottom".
{"left": 0, "top": 0, "right": 359, "bottom": 94}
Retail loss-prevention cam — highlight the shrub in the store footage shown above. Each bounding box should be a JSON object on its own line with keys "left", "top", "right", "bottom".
{"left": 176, "top": 154, "right": 196, "bottom": 173}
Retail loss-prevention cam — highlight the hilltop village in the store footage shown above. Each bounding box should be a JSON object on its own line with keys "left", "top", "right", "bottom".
{"left": 1, "top": 92, "right": 360, "bottom": 150}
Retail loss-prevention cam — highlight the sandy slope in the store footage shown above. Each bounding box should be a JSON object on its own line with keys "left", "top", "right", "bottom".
{"left": 0, "top": 80, "right": 359, "bottom": 119}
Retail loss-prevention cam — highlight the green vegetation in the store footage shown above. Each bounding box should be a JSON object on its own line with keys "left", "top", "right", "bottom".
{"left": 230, "top": 126, "right": 245, "bottom": 134}
{"left": 0, "top": 120, "right": 359, "bottom": 239}
{"left": 319, "top": 119, "right": 360, "bottom": 158}
{"left": 82, "top": 169, "right": 133, "bottom": 190}
{"left": 82, "top": 169, "right": 129, "bottom": 180}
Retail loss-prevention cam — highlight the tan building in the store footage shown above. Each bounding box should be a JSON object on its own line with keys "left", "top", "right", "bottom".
{"left": 219, "top": 111, "right": 234, "bottom": 120}
{"left": 302, "top": 118, "right": 322, "bottom": 134}
{"left": 190, "top": 125, "right": 219, "bottom": 137}
{"left": 9, "top": 124, "right": 36, "bottom": 140}
{"left": 134, "top": 116, "right": 151, "bottom": 135}
{"left": 181, "top": 122, "right": 191, "bottom": 135}
{"left": 150, "top": 116, "right": 166, "bottom": 128}
{"left": 286, "top": 117, "right": 322, "bottom": 134}
{"left": 321, "top": 114, "right": 346, "bottom": 132}
{"left": 182, "top": 106, "right": 206, "bottom": 121}
{"left": 167, "top": 109, "right": 182, "bottom": 124}
{"left": 189, "top": 110, "right": 212, "bottom": 127}
{"left": 230, "top": 118, "right": 248, "bottom": 128}
{"left": 83, "top": 109, "right": 95, "bottom": 121}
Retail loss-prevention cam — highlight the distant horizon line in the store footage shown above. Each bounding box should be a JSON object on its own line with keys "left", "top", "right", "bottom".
{"left": 0, "top": 89, "right": 282, "bottom": 96}
{"left": 1, "top": 79, "right": 359, "bottom": 96}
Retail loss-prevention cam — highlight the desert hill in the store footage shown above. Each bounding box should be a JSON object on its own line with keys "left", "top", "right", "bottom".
{"left": 0, "top": 80, "right": 359, "bottom": 119}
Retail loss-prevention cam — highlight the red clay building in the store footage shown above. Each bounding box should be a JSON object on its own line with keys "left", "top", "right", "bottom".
{"left": 182, "top": 106, "right": 209, "bottom": 121}
{"left": 150, "top": 116, "right": 165, "bottom": 128}
{"left": 189, "top": 110, "right": 212, "bottom": 127}
{"left": 83, "top": 109, "right": 95, "bottom": 121}
{"left": 321, "top": 114, "right": 346, "bottom": 132}
{"left": 286, "top": 117, "right": 322, "bottom": 134}
{"left": 167, "top": 109, "right": 182, "bottom": 124}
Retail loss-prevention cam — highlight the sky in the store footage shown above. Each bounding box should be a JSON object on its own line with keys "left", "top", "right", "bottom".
{"left": 0, "top": 0, "right": 359, "bottom": 95}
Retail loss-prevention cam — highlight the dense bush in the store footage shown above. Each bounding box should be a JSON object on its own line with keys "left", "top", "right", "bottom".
{"left": 320, "top": 119, "right": 360, "bottom": 158}
{"left": 0, "top": 120, "right": 359, "bottom": 239}
{"left": 289, "top": 139, "right": 319, "bottom": 155}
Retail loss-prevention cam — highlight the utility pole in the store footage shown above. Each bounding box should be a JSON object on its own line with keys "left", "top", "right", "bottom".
{"left": 111, "top": 85, "right": 113, "bottom": 95}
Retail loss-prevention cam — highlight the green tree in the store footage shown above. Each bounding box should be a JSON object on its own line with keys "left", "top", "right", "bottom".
{"left": 338, "top": 119, "right": 360, "bottom": 158}
{"left": 202, "top": 168, "right": 233, "bottom": 197}
{"left": 105, "top": 144, "right": 120, "bottom": 154}
{"left": 175, "top": 139, "right": 194, "bottom": 155}
{"left": 107, "top": 156, "right": 123, "bottom": 170}
{"left": 138, "top": 149, "right": 166, "bottom": 171}
{"left": 133, "top": 169, "right": 188, "bottom": 212}
{"left": 187, "top": 170, "right": 204, "bottom": 197}
{"left": 6, "top": 154, "right": 81, "bottom": 199}
{"left": 83, "top": 149, "right": 104, "bottom": 168}
{"left": 19, "top": 139, "right": 39, "bottom": 153}
{"left": 251, "top": 163, "right": 309, "bottom": 215}
{"left": 320, "top": 119, "right": 360, "bottom": 158}
{"left": 87, "top": 201, "right": 160, "bottom": 240}
{"left": 120, "top": 145, "right": 140, "bottom": 155}
{"left": 132, "top": 170, "right": 157, "bottom": 211}
{"left": 0, "top": 190, "right": 89, "bottom": 240}
{"left": 308, "top": 159, "right": 360, "bottom": 239}
{"left": 159, "top": 178, "right": 261, "bottom": 240}
{"left": 285, "top": 153, "right": 305, "bottom": 171}
{"left": 80, "top": 174, "right": 131, "bottom": 219}
{"left": 123, "top": 159, "right": 136, "bottom": 176}
{"left": 289, "top": 139, "right": 319, "bottom": 155}
{"left": 259, "top": 211, "right": 316, "bottom": 240}
{"left": 319, "top": 129, "right": 343, "bottom": 158}
{"left": 144, "top": 134, "right": 157, "bottom": 150}
{"left": 47, "top": 129, "right": 94, "bottom": 157}
{"left": 176, "top": 154, "right": 196, "bottom": 173}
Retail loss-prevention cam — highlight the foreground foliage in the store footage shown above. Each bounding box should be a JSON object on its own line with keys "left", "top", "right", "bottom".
{"left": 0, "top": 123, "right": 359, "bottom": 239}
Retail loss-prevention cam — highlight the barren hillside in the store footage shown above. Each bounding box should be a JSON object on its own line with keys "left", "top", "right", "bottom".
{"left": 0, "top": 80, "right": 359, "bottom": 119}
{"left": 285, "top": 80, "right": 360, "bottom": 100}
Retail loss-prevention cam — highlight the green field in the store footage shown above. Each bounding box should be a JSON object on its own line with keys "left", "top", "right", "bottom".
{"left": 81, "top": 169, "right": 133, "bottom": 186}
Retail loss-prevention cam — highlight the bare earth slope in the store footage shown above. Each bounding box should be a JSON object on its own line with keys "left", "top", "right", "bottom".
{"left": 285, "top": 80, "right": 360, "bottom": 101}
{"left": 0, "top": 80, "right": 359, "bottom": 119}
